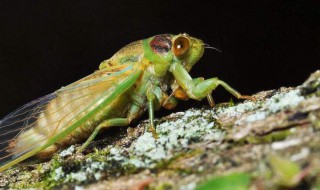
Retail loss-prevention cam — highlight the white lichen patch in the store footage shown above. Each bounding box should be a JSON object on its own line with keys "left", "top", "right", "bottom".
{"left": 265, "top": 89, "right": 304, "bottom": 113}
{"left": 203, "top": 130, "right": 225, "bottom": 141}
{"left": 217, "top": 101, "right": 261, "bottom": 117}
{"left": 51, "top": 157, "right": 107, "bottom": 183}
{"left": 85, "top": 161, "right": 105, "bottom": 180}
{"left": 66, "top": 171, "right": 87, "bottom": 182}
{"left": 59, "top": 145, "right": 75, "bottom": 157}
{"left": 108, "top": 147, "right": 127, "bottom": 161}
{"left": 271, "top": 139, "right": 302, "bottom": 150}
{"left": 126, "top": 158, "right": 146, "bottom": 168}
{"left": 132, "top": 132, "right": 166, "bottom": 161}
{"left": 106, "top": 109, "right": 222, "bottom": 168}
{"left": 131, "top": 109, "right": 218, "bottom": 162}
{"left": 235, "top": 89, "right": 305, "bottom": 125}
{"left": 94, "top": 172, "right": 102, "bottom": 181}
{"left": 244, "top": 111, "right": 268, "bottom": 123}
{"left": 53, "top": 167, "right": 65, "bottom": 181}
{"left": 75, "top": 186, "right": 84, "bottom": 190}
{"left": 290, "top": 148, "right": 310, "bottom": 161}
{"left": 179, "top": 182, "right": 196, "bottom": 190}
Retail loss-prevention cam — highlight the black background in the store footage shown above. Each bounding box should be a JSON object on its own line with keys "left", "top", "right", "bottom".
{"left": 0, "top": 0, "right": 319, "bottom": 118}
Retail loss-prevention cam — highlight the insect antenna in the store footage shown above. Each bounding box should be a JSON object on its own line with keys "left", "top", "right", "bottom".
{"left": 203, "top": 43, "right": 222, "bottom": 52}
{"left": 193, "top": 43, "right": 222, "bottom": 53}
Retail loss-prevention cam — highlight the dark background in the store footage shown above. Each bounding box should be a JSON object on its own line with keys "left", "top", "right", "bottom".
{"left": 0, "top": 0, "right": 319, "bottom": 118}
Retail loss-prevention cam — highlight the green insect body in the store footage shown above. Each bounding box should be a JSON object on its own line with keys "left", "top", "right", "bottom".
{"left": 0, "top": 33, "right": 251, "bottom": 172}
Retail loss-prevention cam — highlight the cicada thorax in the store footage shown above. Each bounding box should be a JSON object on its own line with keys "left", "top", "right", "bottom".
{"left": 99, "top": 40, "right": 144, "bottom": 70}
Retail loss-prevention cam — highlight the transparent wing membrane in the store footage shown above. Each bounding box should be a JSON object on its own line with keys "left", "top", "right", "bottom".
{"left": 0, "top": 94, "right": 56, "bottom": 162}
{"left": 0, "top": 63, "right": 136, "bottom": 167}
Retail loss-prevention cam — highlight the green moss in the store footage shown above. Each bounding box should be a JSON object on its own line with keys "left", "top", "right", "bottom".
{"left": 155, "top": 183, "right": 174, "bottom": 190}
{"left": 154, "top": 149, "right": 202, "bottom": 171}
{"left": 246, "top": 129, "right": 292, "bottom": 144}
{"left": 196, "top": 172, "right": 251, "bottom": 190}
{"left": 301, "top": 78, "right": 320, "bottom": 97}
{"left": 268, "top": 154, "right": 301, "bottom": 187}
{"left": 121, "top": 163, "right": 139, "bottom": 175}
{"left": 312, "top": 177, "right": 320, "bottom": 190}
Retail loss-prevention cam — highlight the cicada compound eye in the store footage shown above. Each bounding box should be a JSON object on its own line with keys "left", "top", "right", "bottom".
{"left": 173, "top": 36, "right": 190, "bottom": 57}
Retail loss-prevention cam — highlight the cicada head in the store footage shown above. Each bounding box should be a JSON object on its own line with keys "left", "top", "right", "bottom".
{"left": 171, "top": 33, "right": 204, "bottom": 72}
{"left": 143, "top": 33, "right": 204, "bottom": 76}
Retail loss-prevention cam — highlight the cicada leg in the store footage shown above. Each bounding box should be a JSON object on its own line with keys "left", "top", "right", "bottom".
{"left": 146, "top": 92, "right": 160, "bottom": 139}
{"left": 169, "top": 77, "right": 217, "bottom": 107}
{"left": 77, "top": 118, "right": 129, "bottom": 153}
{"left": 207, "top": 93, "right": 215, "bottom": 107}
{"left": 162, "top": 93, "right": 178, "bottom": 110}
{"left": 188, "top": 77, "right": 255, "bottom": 102}
{"left": 172, "top": 62, "right": 255, "bottom": 101}
{"left": 192, "top": 78, "right": 255, "bottom": 101}
{"left": 173, "top": 88, "right": 189, "bottom": 100}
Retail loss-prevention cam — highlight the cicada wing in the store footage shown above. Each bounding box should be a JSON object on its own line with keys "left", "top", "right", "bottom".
{"left": 0, "top": 63, "right": 141, "bottom": 169}
{"left": 0, "top": 93, "right": 57, "bottom": 163}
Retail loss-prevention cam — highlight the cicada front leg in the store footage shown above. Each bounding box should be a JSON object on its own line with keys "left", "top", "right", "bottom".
{"left": 171, "top": 62, "right": 255, "bottom": 102}
{"left": 191, "top": 78, "right": 255, "bottom": 101}
{"left": 168, "top": 78, "right": 217, "bottom": 108}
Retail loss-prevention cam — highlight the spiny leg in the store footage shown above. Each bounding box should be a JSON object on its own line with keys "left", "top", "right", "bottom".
{"left": 77, "top": 118, "right": 129, "bottom": 153}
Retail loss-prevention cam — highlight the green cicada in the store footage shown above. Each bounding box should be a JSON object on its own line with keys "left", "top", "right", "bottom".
{"left": 0, "top": 33, "right": 252, "bottom": 172}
